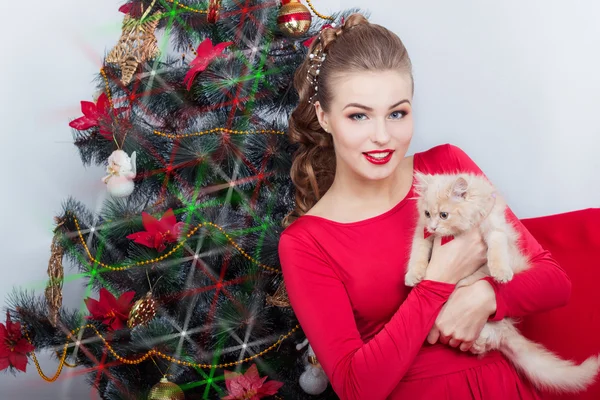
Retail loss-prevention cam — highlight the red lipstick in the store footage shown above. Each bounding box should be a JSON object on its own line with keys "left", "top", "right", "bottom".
{"left": 363, "top": 149, "right": 394, "bottom": 165}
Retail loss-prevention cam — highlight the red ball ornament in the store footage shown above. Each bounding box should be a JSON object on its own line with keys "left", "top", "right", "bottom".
{"left": 277, "top": 0, "right": 312, "bottom": 37}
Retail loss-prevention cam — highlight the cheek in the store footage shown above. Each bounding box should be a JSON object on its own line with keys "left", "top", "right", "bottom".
{"left": 331, "top": 121, "right": 366, "bottom": 151}
{"left": 392, "top": 118, "right": 414, "bottom": 143}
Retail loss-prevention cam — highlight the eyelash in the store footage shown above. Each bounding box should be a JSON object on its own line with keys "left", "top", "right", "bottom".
{"left": 349, "top": 110, "right": 407, "bottom": 121}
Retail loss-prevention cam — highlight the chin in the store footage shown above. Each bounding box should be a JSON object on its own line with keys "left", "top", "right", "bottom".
{"left": 360, "top": 168, "right": 395, "bottom": 181}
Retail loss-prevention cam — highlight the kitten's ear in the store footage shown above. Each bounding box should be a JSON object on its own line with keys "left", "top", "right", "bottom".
{"left": 450, "top": 176, "right": 469, "bottom": 199}
{"left": 413, "top": 172, "right": 431, "bottom": 195}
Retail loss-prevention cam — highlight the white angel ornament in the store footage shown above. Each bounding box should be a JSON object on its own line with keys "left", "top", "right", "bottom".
{"left": 296, "top": 339, "right": 329, "bottom": 395}
{"left": 102, "top": 149, "right": 136, "bottom": 197}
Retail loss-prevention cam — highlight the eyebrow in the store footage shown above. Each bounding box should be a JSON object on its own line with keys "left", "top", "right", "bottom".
{"left": 343, "top": 99, "right": 411, "bottom": 111}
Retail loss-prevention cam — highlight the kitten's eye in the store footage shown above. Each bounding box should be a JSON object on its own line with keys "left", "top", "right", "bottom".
{"left": 424, "top": 211, "right": 431, "bottom": 218}
{"left": 439, "top": 212, "right": 449, "bottom": 220}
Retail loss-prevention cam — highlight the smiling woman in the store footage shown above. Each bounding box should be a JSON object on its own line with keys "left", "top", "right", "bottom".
{"left": 278, "top": 12, "right": 572, "bottom": 400}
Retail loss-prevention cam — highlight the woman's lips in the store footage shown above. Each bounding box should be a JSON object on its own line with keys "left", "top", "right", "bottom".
{"left": 363, "top": 150, "right": 394, "bottom": 165}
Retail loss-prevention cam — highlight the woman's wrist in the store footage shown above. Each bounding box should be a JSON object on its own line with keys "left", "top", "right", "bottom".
{"left": 472, "top": 279, "right": 497, "bottom": 316}
{"left": 424, "top": 261, "right": 460, "bottom": 284}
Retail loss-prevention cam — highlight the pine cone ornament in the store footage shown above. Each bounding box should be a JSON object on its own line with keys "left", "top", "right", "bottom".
{"left": 128, "top": 292, "right": 157, "bottom": 328}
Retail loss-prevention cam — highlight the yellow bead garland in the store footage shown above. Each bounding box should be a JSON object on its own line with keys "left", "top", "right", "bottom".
{"left": 164, "top": 0, "right": 208, "bottom": 14}
{"left": 305, "top": 0, "right": 334, "bottom": 21}
{"left": 153, "top": 127, "right": 285, "bottom": 138}
{"left": 70, "top": 212, "right": 281, "bottom": 274}
{"left": 27, "top": 323, "right": 299, "bottom": 382}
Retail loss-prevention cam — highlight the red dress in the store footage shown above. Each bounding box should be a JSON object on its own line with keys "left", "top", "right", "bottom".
{"left": 278, "top": 144, "right": 572, "bottom": 400}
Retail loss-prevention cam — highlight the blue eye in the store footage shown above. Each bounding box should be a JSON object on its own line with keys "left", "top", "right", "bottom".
{"left": 390, "top": 111, "right": 406, "bottom": 119}
{"left": 349, "top": 113, "right": 367, "bottom": 121}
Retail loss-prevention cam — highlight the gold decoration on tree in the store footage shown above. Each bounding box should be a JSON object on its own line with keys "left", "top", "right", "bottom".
{"left": 148, "top": 377, "right": 185, "bottom": 400}
{"left": 266, "top": 282, "right": 290, "bottom": 308}
{"left": 128, "top": 291, "right": 158, "bottom": 328}
{"left": 44, "top": 217, "right": 66, "bottom": 327}
{"left": 106, "top": 1, "right": 162, "bottom": 86}
{"left": 277, "top": 0, "right": 312, "bottom": 37}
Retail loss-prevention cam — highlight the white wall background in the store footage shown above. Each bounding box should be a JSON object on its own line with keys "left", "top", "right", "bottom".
{"left": 1, "top": 0, "right": 598, "bottom": 398}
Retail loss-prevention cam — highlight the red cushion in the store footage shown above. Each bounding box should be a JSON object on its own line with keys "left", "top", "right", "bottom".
{"left": 519, "top": 208, "right": 600, "bottom": 399}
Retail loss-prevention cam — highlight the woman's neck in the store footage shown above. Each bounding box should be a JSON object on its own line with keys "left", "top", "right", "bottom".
{"left": 322, "top": 156, "right": 414, "bottom": 217}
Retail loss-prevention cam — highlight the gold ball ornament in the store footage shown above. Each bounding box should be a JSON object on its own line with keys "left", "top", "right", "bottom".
{"left": 148, "top": 377, "right": 185, "bottom": 400}
{"left": 277, "top": 0, "right": 312, "bottom": 37}
{"left": 128, "top": 292, "right": 157, "bottom": 329}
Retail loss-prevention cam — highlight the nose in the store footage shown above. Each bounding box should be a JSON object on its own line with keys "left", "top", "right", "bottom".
{"left": 370, "top": 120, "right": 391, "bottom": 146}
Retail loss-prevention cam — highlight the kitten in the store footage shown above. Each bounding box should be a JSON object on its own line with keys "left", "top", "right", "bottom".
{"left": 405, "top": 171, "right": 600, "bottom": 393}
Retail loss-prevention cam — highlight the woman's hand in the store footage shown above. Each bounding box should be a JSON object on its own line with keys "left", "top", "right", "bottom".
{"left": 424, "top": 227, "right": 488, "bottom": 284}
{"left": 427, "top": 279, "right": 497, "bottom": 351}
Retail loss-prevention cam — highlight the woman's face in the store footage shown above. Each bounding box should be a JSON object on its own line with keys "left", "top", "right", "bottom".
{"left": 314, "top": 70, "right": 414, "bottom": 183}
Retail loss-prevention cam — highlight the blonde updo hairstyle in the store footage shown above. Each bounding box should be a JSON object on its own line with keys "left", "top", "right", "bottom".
{"left": 283, "top": 13, "right": 414, "bottom": 227}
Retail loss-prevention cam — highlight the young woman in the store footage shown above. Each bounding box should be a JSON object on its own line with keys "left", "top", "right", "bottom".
{"left": 278, "top": 13, "right": 572, "bottom": 400}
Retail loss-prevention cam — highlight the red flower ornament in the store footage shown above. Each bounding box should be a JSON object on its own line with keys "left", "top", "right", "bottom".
{"left": 126, "top": 208, "right": 186, "bottom": 253}
{"left": 84, "top": 288, "right": 135, "bottom": 331}
{"left": 222, "top": 364, "right": 284, "bottom": 400}
{"left": 0, "top": 312, "right": 35, "bottom": 372}
{"left": 183, "top": 38, "right": 233, "bottom": 91}
{"left": 68, "top": 92, "right": 128, "bottom": 141}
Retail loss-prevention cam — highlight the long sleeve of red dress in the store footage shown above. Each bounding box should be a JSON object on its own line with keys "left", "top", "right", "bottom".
{"left": 444, "top": 145, "right": 572, "bottom": 321}
{"left": 278, "top": 143, "right": 571, "bottom": 400}
{"left": 279, "top": 232, "right": 456, "bottom": 400}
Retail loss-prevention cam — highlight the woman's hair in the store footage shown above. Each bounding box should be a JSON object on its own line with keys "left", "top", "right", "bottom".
{"left": 282, "top": 13, "right": 414, "bottom": 227}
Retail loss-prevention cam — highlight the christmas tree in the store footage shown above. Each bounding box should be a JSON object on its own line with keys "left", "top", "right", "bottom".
{"left": 2, "top": 1, "right": 363, "bottom": 398}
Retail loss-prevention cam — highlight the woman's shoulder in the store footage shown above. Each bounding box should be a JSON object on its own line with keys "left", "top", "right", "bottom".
{"left": 279, "top": 216, "right": 321, "bottom": 250}
{"left": 415, "top": 143, "right": 479, "bottom": 174}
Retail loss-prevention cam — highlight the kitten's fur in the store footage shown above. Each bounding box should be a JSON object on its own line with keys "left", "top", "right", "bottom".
{"left": 405, "top": 172, "right": 600, "bottom": 393}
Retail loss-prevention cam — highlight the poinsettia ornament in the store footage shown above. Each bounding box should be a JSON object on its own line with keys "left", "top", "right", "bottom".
{"left": 69, "top": 92, "right": 128, "bottom": 141}
{"left": 84, "top": 288, "right": 135, "bottom": 331}
{"left": 0, "top": 311, "right": 35, "bottom": 372}
{"left": 221, "top": 364, "right": 283, "bottom": 400}
{"left": 126, "top": 208, "right": 186, "bottom": 253}
{"left": 183, "top": 38, "right": 233, "bottom": 90}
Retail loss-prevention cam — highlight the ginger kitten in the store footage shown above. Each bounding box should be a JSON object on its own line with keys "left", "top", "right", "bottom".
{"left": 405, "top": 172, "right": 600, "bottom": 393}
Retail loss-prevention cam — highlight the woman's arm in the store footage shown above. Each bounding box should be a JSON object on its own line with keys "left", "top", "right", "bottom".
{"left": 278, "top": 232, "right": 455, "bottom": 400}
{"left": 444, "top": 143, "right": 572, "bottom": 320}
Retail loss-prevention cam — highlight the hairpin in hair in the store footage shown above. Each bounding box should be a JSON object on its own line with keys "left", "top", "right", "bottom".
{"left": 306, "top": 46, "right": 326, "bottom": 104}
{"left": 305, "top": 21, "right": 341, "bottom": 104}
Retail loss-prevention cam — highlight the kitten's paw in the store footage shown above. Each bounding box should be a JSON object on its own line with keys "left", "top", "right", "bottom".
{"left": 490, "top": 267, "right": 514, "bottom": 284}
{"left": 471, "top": 333, "right": 493, "bottom": 355}
{"left": 487, "top": 253, "right": 513, "bottom": 283}
{"left": 405, "top": 260, "right": 427, "bottom": 287}
{"left": 404, "top": 270, "right": 425, "bottom": 287}
{"left": 471, "top": 323, "right": 501, "bottom": 355}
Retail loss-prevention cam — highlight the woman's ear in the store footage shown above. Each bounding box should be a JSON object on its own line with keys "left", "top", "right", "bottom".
{"left": 314, "top": 101, "right": 329, "bottom": 132}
